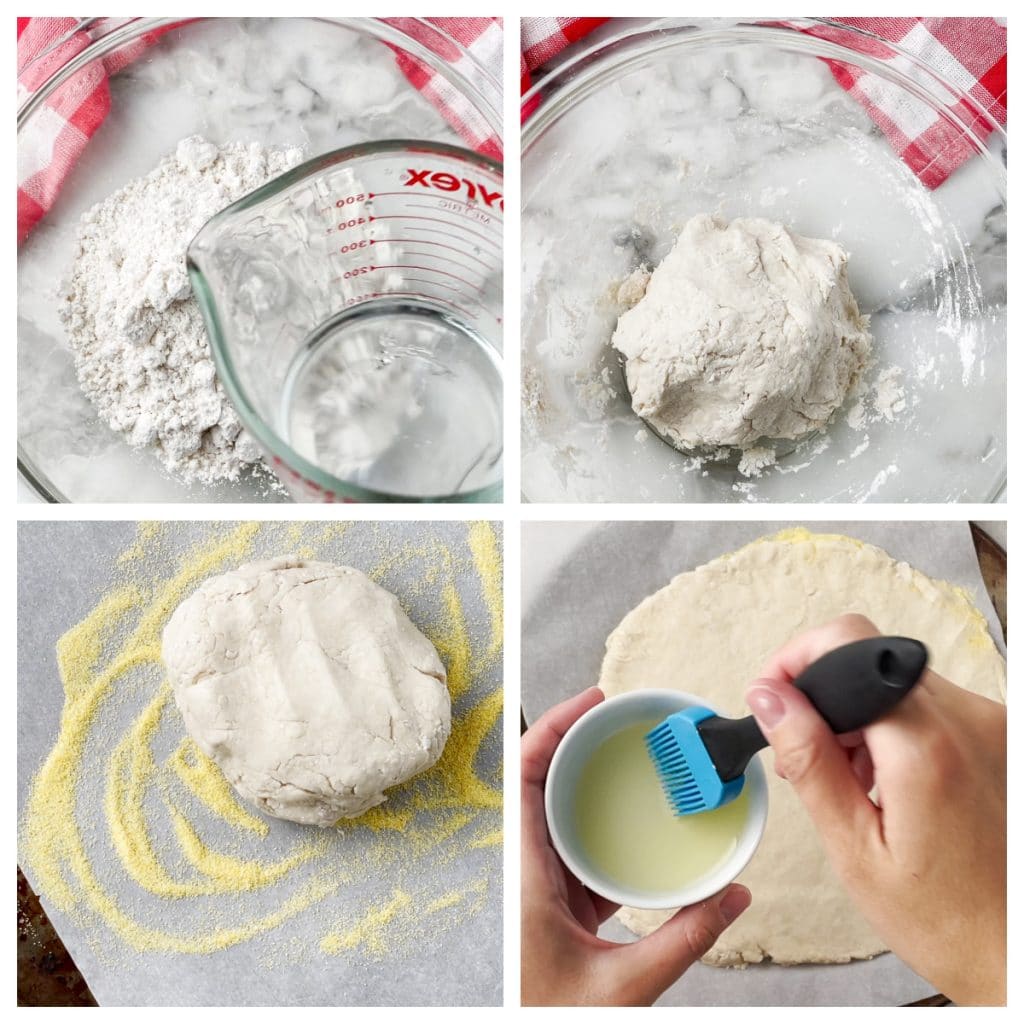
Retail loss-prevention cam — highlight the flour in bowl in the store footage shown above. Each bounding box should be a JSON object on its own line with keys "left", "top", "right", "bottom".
{"left": 60, "top": 136, "right": 303, "bottom": 485}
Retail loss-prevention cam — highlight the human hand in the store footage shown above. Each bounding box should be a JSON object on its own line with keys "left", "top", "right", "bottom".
{"left": 521, "top": 687, "right": 751, "bottom": 1006}
{"left": 745, "top": 614, "right": 1006, "bottom": 1006}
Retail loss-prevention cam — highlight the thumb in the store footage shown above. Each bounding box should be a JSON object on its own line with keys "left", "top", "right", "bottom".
{"left": 609, "top": 885, "right": 750, "bottom": 1002}
{"left": 746, "top": 677, "right": 879, "bottom": 860}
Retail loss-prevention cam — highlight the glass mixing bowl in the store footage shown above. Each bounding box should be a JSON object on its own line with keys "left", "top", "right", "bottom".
{"left": 521, "top": 19, "right": 1006, "bottom": 503}
{"left": 18, "top": 17, "right": 502, "bottom": 502}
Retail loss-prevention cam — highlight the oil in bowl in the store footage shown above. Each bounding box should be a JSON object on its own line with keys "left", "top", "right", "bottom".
{"left": 573, "top": 720, "right": 749, "bottom": 895}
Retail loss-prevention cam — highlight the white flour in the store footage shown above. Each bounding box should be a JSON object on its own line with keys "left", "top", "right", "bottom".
{"left": 872, "top": 365, "right": 907, "bottom": 421}
{"left": 60, "top": 136, "right": 303, "bottom": 485}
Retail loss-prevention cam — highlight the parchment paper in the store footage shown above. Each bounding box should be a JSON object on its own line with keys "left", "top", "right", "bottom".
{"left": 521, "top": 520, "right": 1005, "bottom": 1006}
{"left": 18, "top": 521, "right": 503, "bottom": 1007}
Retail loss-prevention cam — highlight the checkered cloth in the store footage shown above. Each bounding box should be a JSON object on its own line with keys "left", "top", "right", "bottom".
{"left": 520, "top": 17, "right": 609, "bottom": 93}
{"left": 385, "top": 17, "right": 502, "bottom": 163}
{"left": 17, "top": 18, "right": 169, "bottom": 243}
{"left": 17, "top": 17, "right": 502, "bottom": 243}
{"left": 520, "top": 17, "right": 1006, "bottom": 189}
{"left": 801, "top": 18, "right": 1006, "bottom": 188}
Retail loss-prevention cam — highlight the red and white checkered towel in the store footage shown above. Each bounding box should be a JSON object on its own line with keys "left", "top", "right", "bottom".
{"left": 520, "top": 17, "right": 609, "bottom": 93}
{"left": 17, "top": 18, "right": 169, "bottom": 243}
{"left": 384, "top": 17, "right": 502, "bottom": 161}
{"left": 520, "top": 16, "right": 1006, "bottom": 190}
{"left": 17, "top": 17, "right": 502, "bottom": 243}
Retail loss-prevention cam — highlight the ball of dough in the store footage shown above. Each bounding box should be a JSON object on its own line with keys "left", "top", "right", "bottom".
{"left": 611, "top": 215, "right": 872, "bottom": 450}
{"left": 163, "top": 558, "right": 450, "bottom": 826}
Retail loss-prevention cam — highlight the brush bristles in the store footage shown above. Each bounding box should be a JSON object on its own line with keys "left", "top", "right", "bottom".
{"left": 646, "top": 724, "right": 708, "bottom": 813}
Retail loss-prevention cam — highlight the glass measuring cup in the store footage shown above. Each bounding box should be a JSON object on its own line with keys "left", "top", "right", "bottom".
{"left": 188, "top": 140, "right": 503, "bottom": 502}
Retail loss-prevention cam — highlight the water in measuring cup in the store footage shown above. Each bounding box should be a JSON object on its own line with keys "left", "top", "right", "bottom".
{"left": 280, "top": 300, "right": 502, "bottom": 498}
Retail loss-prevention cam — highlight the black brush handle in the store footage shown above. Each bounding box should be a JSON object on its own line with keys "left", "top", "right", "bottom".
{"left": 698, "top": 636, "right": 928, "bottom": 783}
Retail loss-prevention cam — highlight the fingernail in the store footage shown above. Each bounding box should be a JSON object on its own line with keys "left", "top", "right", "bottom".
{"left": 747, "top": 686, "right": 786, "bottom": 729}
{"left": 719, "top": 887, "right": 750, "bottom": 924}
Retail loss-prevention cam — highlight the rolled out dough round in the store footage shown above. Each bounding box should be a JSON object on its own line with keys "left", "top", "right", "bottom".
{"left": 163, "top": 557, "right": 450, "bottom": 826}
{"left": 599, "top": 530, "right": 1006, "bottom": 965}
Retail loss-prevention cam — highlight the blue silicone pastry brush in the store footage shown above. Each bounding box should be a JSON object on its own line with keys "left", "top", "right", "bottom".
{"left": 646, "top": 636, "right": 928, "bottom": 816}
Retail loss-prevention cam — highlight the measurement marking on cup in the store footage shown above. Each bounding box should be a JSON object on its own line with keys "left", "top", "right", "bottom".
{"left": 407, "top": 201, "right": 498, "bottom": 227}
{"left": 329, "top": 216, "right": 369, "bottom": 234}
{"left": 367, "top": 238, "right": 496, "bottom": 271}
{"left": 400, "top": 252, "right": 492, "bottom": 280}
{"left": 325, "top": 285, "right": 485, "bottom": 326}
{"left": 368, "top": 215, "right": 500, "bottom": 252}
{"left": 369, "top": 190, "right": 501, "bottom": 212}
{"left": 403, "top": 276, "right": 464, "bottom": 295}
{"left": 387, "top": 289, "right": 483, "bottom": 324}
{"left": 318, "top": 282, "right": 482, "bottom": 324}
{"left": 326, "top": 191, "right": 501, "bottom": 224}
{"left": 322, "top": 289, "right": 385, "bottom": 304}
{"left": 396, "top": 225, "right": 499, "bottom": 255}
{"left": 370, "top": 264, "right": 485, "bottom": 291}
{"left": 338, "top": 239, "right": 371, "bottom": 254}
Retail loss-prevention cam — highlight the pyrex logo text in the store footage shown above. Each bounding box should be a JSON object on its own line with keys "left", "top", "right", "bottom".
{"left": 404, "top": 168, "right": 503, "bottom": 211}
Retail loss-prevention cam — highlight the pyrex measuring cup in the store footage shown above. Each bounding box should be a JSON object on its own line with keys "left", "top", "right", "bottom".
{"left": 188, "top": 140, "right": 503, "bottom": 502}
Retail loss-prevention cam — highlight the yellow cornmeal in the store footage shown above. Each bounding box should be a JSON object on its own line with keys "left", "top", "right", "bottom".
{"left": 468, "top": 521, "right": 503, "bottom": 670}
{"left": 20, "top": 521, "right": 503, "bottom": 960}
{"left": 322, "top": 877, "right": 490, "bottom": 959}
{"left": 469, "top": 830, "right": 503, "bottom": 849}
{"left": 353, "top": 686, "right": 503, "bottom": 835}
{"left": 168, "top": 804, "right": 326, "bottom": 887}
{"left": 352, "top": 527, "right": 503, "bottom": 837}
{"left": 169, "top": 738, "right": 269, "bottom": 837}
{"left": 425, "top": 889, "right": 470, "bottom": 915}
{"left": 321, "top": 890, "right": 413, "bottom": 956}
{"left": 23, "top": 586, "right": 143, "bottom": 911}
{"left": 116, "top": 521, "right": 163, "bottom": 566}
{"left": 434, "top": 575, "right": 473, "bottom": 701}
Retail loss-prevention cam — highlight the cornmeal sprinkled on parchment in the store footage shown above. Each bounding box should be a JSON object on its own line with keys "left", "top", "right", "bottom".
{"left": 20, "top": 521, "right": 502, "bottom": 963}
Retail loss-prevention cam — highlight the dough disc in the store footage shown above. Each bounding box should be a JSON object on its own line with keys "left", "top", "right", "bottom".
{"left": 163, "top": 557, "right": 450, "bottom": 826}
{"left": 599, "top": 530, "right": 1006, "bottom": 965}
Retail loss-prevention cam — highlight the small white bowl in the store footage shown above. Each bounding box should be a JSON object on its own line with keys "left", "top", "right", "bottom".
{"left": 544, "top": 689, "right": 769, "bottom": 910}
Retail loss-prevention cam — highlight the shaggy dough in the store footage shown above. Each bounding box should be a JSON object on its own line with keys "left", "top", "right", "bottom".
{"left": 611, "top": 215, "right": 872, "bottom": 451}
{"left": 599, "top": 530, "right": 1006, "bottom": 965}
{"left": 163, "top": 558, "right": 450, "bottom": 826}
